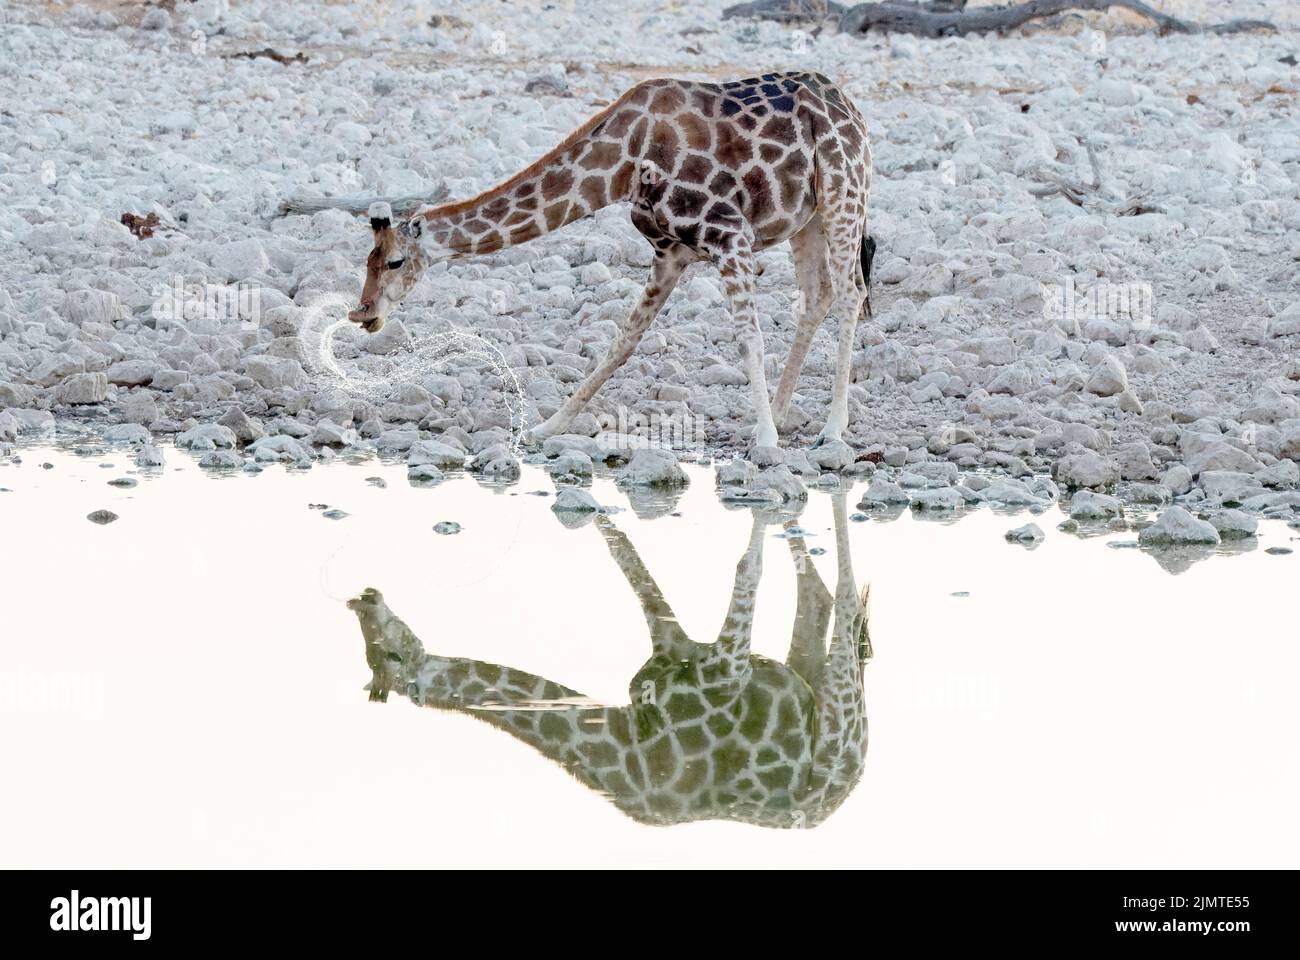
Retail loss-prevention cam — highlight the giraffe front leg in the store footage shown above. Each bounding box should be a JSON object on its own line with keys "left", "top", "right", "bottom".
{"left": 716, "top": 242, "right": 779, "bottom": 451}
{"left": 594, "top": 515, "right": 693, "bottom": 658}
{"left": 525, "top": 245, "right": 691, "bottom": 445}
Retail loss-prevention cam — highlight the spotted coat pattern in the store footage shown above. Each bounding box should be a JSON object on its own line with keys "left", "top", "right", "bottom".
{"left": 352, "top": 72, "right": 874, "bottom": 449}
{"left": 349, "top": 495, "right": 870, "bottom": 828}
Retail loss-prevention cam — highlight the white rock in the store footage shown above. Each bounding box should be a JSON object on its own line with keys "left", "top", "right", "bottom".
{"left": 249, "top": 434, "right": 314, "bottom": 464}
{"left": 698, "top": 364, "right": 747, "bottom": 386}
{"left": 616, "top": 447, "right": 687, "bottom": 486}
{"left": 2, "top": 408, "right": 54, "bottom": 434}
{"left": 211, "top": 240, "right": 270, "bottom": 281}
{"left": 105, "top": 360, "right": 157, "bottom": 386}
{"left": 858, "top": 477, "right": 910, "bottom": 507}
{"left": 1004, "top": 522, "right": 1044, "bottom": 544}
{"left": 1054, "top": 449, "right": 1119, "bottom": 489}
{"left": 200, "top": 449, "right": 244, "bottom": 469}
{"left": 909, "top": 488, "right": 964, "bottom": 511}
{"left": 177, "top": 424, "right": 237, "bottom": 450}
{"left": 139, "top": 7, "right": 170, "bottom": 29}
{"left": 149, "top": 110, "right": 196, "bottom": 136}
{"left": 244, "top": 357, "right": 308, "bottom": 391}
{"left": 549, "top": 450, "right": 593, "bottom": 478}
{"left": 407, "top": 439, "right": 465, "bottom": 468}
{"left": 1089, "top": 78, "right": 1145, "bottom": 106}
{"left": 58, "top": 372, "right": 108, "bottom": 404}
{"left": 1208, "top": 509, "right": 1258, "bottom": 539}
{"left": 363, "top": 319, "right": 414, "bottom": 355}
{"left": 715, "top": 458, "right": 758, "bottom": 487}
{"left": 1277, "top": 420, "right": 1300, "bottom": 461}
{"left": 808, "top": 439, "right": 855, "bottom": 472}
{"left": 1182, "top": 438, "right": 1264, "bottom": 476}
{"left": 1069, "top": 490, "right": 1124, "bottom": 520}
{"left": 1085, "top": 355, "right": 1128, "bottom": 397}
{"left": 408, "top": 464, "right": 445, "bottom": 482}
{"left": 1116, "top": 441, "right": 1158, "bottom": 481}
{"left": 980, "top": 479, "right": 1047, "bottom": 508}
{"left": 1139, "top": 507, "right": 1220, "bottom": 546}
{"left": 1185, "top": 326, "right": 1219, "bottom": 353}
{"left": 1161, "top": 463, "right": 1194, "bottom": 496}
{"left": 102, "top": 423, "right": 151, "bottom": 445}
{"left": 970, "top": 337, "right": 1016, "bottom": 366}
{"left": 748, "top": 465, "right": 807, "bottom": 503}
{"left": 471, "top": 444, "right": 521, "bottom": 480}
{"left": 310, "top": 420, "right": 357, "bottom": 447}
{"left": 377, "top": 428, "right": 419, "bottom": 455}
{"left": 1270, "top": 301, "right": 1300, "bottom": 338}
{"left": 1197, "top": 471, "right": 1264, "bottom": 502}
{"left": 218, "top": 407, "right": 264, "bottom": 444}
{"left": 552, "top": 487, "right": 604, "bottom": 512}
{"left": 63, "top": 290, "right": 125, "bottom": 326}
{"left": 135, "top": 444, "right": 165, "bottom": 467}
{"left": 1256, "top": 460, "right": 1299, "bottom": 488}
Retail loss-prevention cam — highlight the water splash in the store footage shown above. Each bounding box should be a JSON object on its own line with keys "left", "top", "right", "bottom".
{"left": 299, "top": 294, "right": 531, "bottom": 594}
{"left": 298, "top": 293, "right": 529, "bottom": 456}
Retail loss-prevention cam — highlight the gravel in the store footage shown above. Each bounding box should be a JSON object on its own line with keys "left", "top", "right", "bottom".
{"left": 0, "top": 1, "right": 1295, "bottom": 526}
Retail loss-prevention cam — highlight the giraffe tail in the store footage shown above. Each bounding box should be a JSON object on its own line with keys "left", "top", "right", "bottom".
{"left": 859, "top": 235, "right": 876, "bottom": 320}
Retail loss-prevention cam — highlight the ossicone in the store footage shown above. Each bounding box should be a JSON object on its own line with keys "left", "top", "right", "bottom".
{"left": 368, "top": 201, "right": 393, "bottom": 232}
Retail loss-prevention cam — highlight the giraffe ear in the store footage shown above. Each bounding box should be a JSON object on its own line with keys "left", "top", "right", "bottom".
{"left": 634, "top": 160, "right": 669, "bottom": 206}
{"left": 636, "top": 159, "right": 665, "bottom": 187}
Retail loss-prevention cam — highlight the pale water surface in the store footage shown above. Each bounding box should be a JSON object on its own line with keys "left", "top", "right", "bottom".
{"left": 1, "top": 442, "right": 1297, "bottom": 868}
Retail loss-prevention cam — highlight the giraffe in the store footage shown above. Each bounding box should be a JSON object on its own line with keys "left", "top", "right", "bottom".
{"left": 347, "top": 71, "right": 873, "bottom": 450}
{"left": 347, "top": 493, "right": 871, "bottom": 828}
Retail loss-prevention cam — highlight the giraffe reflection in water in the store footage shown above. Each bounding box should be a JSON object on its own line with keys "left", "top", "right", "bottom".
{"left": 348, "top": 493, "right": 870, "bottom": 829}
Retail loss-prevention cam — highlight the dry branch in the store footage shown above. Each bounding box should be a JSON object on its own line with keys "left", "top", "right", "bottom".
{"left": 275, "top": 185, "right": 450, "bottom": 220}
{"left": 722, "top": 0, "right": 849, "bottom": 22}
{"left": 224, "top": 48, "right": 310, "bottom": 65}
{"left": 725, "top": 0, "right": 1276, "bottom": 36}
{"left": 838, "top": 0, "right": 1276, "bottom": 37}
{"left": 1027, "top": 137, "right": 1163, "bottom": 215}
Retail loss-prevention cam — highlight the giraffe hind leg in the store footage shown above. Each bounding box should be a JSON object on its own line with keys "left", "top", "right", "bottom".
{"left": 711, "top": 232, "right": 780, "bottom": 450}
{"left": 812, "top": 216, "right": 868, "bottom": 448}
{"left": 772, "top": 215, "right": 834, "bottom": 434}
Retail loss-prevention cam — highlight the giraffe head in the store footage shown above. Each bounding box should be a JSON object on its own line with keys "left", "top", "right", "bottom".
{"left": 347, "top": 202, "right": 424, "bottom": 333}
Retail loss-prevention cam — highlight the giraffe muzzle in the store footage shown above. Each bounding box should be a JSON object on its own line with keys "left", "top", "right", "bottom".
{"left": 347, "top": 302, "right": 385, "bottom": 333}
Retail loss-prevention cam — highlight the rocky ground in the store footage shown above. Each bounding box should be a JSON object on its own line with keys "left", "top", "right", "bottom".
{"left": 1, "top": 0, "right": 1298, "bottom": 535}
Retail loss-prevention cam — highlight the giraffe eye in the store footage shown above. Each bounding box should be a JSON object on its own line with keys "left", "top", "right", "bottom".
{"left": 387, "top": 259, "right": 405, "bottom": 270}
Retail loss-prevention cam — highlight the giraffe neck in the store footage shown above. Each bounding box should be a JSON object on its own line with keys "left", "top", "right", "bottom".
{"left": 412, "top": 98, "right": 642, "bottom": 258}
